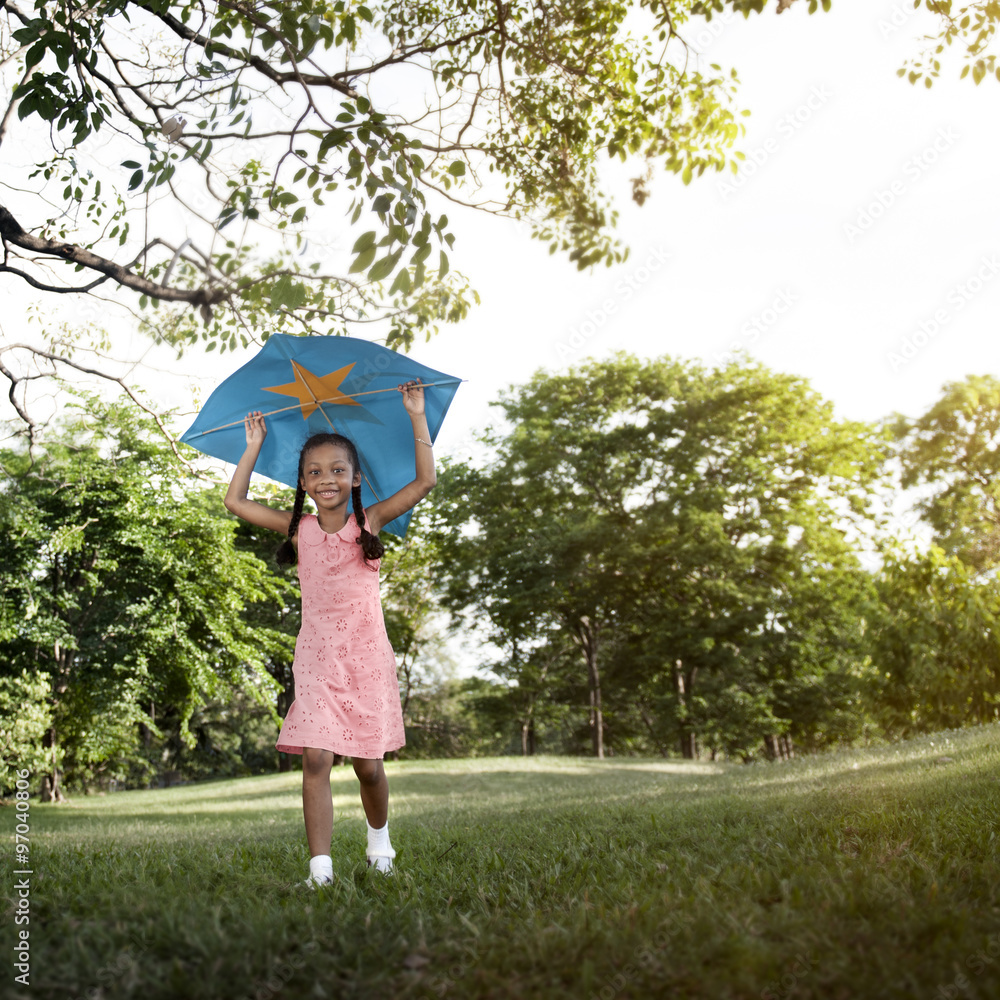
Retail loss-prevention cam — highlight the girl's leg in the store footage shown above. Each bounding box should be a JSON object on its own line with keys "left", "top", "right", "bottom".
{"left": 352, "top": 757, "right": 388, "bottom": 828}
{"left": 353, "top": 757, "right": 394, "bottom": 871}
{"left": 302, "top": 747, "right": 335, "bottom": 856}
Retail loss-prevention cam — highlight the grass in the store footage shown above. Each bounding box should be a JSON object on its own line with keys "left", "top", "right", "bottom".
{"left": 7, "top": 726, "right": 1000, "bottom": 1000}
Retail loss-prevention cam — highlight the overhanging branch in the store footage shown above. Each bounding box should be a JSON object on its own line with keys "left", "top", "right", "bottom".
{"left": 0, "top": 203, "right": 227, "bottom": 306}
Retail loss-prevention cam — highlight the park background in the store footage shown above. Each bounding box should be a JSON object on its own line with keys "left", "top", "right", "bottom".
{"left": 4, "top": 3, "right": 1000, "bottom": 999}
{"left": 2, "top": 0, "right": 1000, "bottom": 796}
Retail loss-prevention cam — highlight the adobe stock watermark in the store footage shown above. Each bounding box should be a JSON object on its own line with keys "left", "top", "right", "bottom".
{"left": 239, "top": 941, "right": 320, "bottom": 1000}
{"left": 70, "top": 933, "right": 150, "bottom": 1000}
{"left": 553, "top": 246, "right": 670, "bottom": 363}
{"left": 931, "top": 930, "right": 1000, "bottom": 998}
{"left": 713, "top": 288, "right": 796, "bottom": 364}
{"left": 589, "top": 912, "right": 683, "bottom": 999}
{"left": 13, "top": 769, "right": 32, "bottom": 988}
{"left": 761, "top": 953, "right": 817, "bottom": 999}
{"left": 877, "top": 3, "right": 917, "bottom": 40}
{"left": 417, "top": 934, "right": 480, "bottom": 998}
{"left": 886, "top": 254, "right": 1000, "bottom": 372}
{"left": 843, "top": 127, "right": 959, "bottom": 244}
{"left": 717, "top": 85, "right": 833, "bottom": 202}
{"left": 687, "top": 9, "right": 738, "bottom": 52}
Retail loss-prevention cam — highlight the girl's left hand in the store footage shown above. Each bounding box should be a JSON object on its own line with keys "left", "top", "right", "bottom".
{"left": 398, "top": 379, "right": 425, "bottom": 416}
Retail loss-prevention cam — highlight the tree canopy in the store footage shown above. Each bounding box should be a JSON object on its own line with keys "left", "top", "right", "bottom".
{"left": 431, "top": 353, "right": 888, "bottom": 758}
{"left": 0, "top": 0, "right": 763, "bottom": 372}
{"left": 1, "top": 0, "right": 989, "bottom": 433}
{"left": 892, "top": 375, "right": 1000, "bottom": 573}
{"left": 0, "top": 397, "right": 289, "bottom": 796}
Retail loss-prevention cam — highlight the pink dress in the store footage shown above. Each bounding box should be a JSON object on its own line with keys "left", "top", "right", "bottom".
{"left": 275, "top": 513, "right": 405, "bottom": 758}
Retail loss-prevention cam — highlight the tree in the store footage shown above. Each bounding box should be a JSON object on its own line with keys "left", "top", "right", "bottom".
{"left": 432, "top": 354, "right": 887, "bottom": 758}
{"left": 872, "top": 376, "right": 1000, "bottom": 737}
{"left": 0, "top": 396, "right": 289, "bottom": 796}
{"left": 0, "top": 0, "right": 792, "bottom": 425}
{"left": 378, "top": 509, "right": 444, "bottom": 728}
{"left": 902, "top": 1, "right": 1000, "bottom": 88}
{"left": 893, "top": 375, "right": 1000, "bottom": 573}
{"left": 867, "top": 543, "right": 1000, "bottom": 736}
{"left": 0, "top": 671, "right": 52, "bottom": 795}
{"left": 231, "top": 501, "right": 301, "bottom": 770}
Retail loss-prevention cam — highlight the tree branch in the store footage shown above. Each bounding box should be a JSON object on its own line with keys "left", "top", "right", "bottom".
{"left": 134, "top": 0, "right": 358, "bottom": 96}
{"left": 0, "top": 202, "right": 227, "bottom": 306}
{"left": 1, "top": 342, "right": 206, "bottom": 476}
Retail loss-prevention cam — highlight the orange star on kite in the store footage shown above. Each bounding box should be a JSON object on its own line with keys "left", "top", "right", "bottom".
{"left": 263, "top": 361, "right": 361, "bottom": 419}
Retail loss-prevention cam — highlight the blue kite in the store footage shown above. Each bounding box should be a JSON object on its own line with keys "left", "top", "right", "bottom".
{"left": 181, "top": 334, "right": 462, "bottom": 536}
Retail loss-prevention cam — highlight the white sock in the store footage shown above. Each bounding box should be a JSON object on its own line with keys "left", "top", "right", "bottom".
{"left": 366, "top": 820, "right": 395, "bottom": 871}
{"left": 309, "top": 854, "right": 333, "bottom": 883}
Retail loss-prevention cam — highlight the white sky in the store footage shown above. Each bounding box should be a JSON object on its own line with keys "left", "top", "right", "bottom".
{"left": 412, "top": 0, "right": 1000, "bottom": 459}
{"left": 6, "top": 0, "right": 998, "bottom": 463}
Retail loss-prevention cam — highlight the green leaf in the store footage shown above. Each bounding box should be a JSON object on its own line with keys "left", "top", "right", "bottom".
{"left": 368, "top": 250, "right": 402, "bottom": 282}
{"left": 349, "top": 246, "right": 376, "bottom": 273}
{"left": 352, "top": 231, "right": 377, "bottom": 253}
{"left": 447, "top": 161, "right": 466, "bottom": 177}
{"left": 24, "top": 43, "right": 46, "bottom": 72}
{"left": 389, "top": 268, "right": 411, "bottom": 296}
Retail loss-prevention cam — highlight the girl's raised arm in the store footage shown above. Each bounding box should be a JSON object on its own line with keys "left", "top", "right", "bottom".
{"left": 366, "top": 381, "right": 437, "bottom": 535}
{"left": 224, "top": 411, "right": 296, "bottom": 535}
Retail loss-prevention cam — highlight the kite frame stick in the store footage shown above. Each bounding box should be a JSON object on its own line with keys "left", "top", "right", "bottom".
{"left": 183, "top": 378, "right": 466, "bottom": 440}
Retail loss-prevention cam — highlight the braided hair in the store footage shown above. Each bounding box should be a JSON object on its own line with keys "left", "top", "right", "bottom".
{"left": 275, "top": 433, "right": 384, "bottom": 566}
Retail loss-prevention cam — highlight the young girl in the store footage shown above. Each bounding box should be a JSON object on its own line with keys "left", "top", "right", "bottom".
{"left": 224, "top": 380, "right": 435, "bottom": 885}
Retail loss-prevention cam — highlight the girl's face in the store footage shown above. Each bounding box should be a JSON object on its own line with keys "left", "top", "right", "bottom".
{"left": 299, "top": 443, "right": 361, "bottom": 513}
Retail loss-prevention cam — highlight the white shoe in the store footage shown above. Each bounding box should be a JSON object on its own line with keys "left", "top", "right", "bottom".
{"left": 301, "top": 872, "right": 333, "bottom": 890}
{"left": 367, "top": 854, "right": 394, "bottom": 875}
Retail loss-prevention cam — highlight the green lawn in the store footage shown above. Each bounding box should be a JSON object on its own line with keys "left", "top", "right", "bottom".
{"left": 8, "top": 726, "right": 1000, "bottom": 1000}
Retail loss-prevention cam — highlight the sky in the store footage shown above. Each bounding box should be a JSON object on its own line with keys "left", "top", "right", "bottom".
{"left": 407, "top": 0, "right": 1000, "bottom": 459}
{"left": 404, "top": 0, "right": 990, "bottom": 667}
{"left": 6, "top": 0, "right": 999, "bottom": 463}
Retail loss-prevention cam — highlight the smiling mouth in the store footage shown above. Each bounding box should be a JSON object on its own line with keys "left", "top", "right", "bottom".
{"left": 317, "top": 489, "right": 338, "bottom": 499}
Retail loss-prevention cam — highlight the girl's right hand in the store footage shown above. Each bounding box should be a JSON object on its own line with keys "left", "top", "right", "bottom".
{"left": 244, "top": 410, "right": 267, "bottom": 448}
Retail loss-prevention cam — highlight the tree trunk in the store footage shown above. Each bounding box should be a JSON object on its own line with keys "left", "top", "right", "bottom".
{"left": 40, "top": 725, "right": 66, "bottom": 803}
{"left": 638, "top": 701, "right": 670, "bottom": 757}
{"left": 763, "top": 734, "right": 794, "bottom": 761}
{"left": 520, "top": 693, "right": 537, "bottom": 756}
{"left": 673, "top": 660, "right": 699, "bottom": 759}
{"left": 577, "top": 618, "right": 604, "bottom": 758}
{"left": 398, "top": 653, "right": 414, "bottom": 724}
{"left": 42, "top": 639, "right": 69, "bottom": 801}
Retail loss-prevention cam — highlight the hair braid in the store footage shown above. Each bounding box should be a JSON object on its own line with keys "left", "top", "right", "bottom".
{"left": 275, "top": 484, "right": 307, "bottom": 566}
{"left": 353, "top": 482, "right": 384, "bottom": 563}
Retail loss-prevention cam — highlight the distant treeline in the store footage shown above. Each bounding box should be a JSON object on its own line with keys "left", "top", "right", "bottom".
{"left": 3, "top": 357, "right": 1000, "bottom": 796}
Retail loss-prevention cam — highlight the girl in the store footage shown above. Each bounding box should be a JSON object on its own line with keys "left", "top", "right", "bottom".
{"left": 224, "top": 380, "right": 435, "bottom": 885}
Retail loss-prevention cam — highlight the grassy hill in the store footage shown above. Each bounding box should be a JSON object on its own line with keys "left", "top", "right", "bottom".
{"left": 9, "top": 725, "right": 1000, "bottom": 999}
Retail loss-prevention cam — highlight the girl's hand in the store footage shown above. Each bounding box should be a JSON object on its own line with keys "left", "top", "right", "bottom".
{"left": 244, "top": 410, "right": 267, "bottom": 448}
{"left": 398, "top": 379, "right": 425, "bottom": 416}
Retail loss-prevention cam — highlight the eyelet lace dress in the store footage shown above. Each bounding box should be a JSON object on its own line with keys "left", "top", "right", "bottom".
{"left": 275, "top": 513, "right": 405, "bottom": 758}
